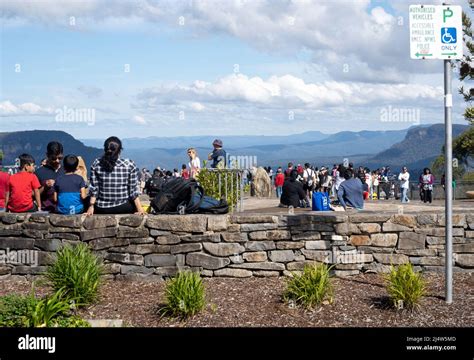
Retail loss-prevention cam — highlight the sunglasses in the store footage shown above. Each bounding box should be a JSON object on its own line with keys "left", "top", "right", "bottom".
{"left": 50, "top": 156, "right": 64, "bottom": 161}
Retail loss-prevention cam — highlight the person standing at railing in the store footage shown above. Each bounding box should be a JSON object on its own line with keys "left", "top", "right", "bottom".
{"left": 398, "top": 166, "right": 410, "bottom": 203}
{"left": 421, "top": 167, "right": 435, "bottom": 204}
{"left": 208, "top": 139, "right": 226, "bottom": 169}
{"left": 187, "top": 148, "right": 201, "bottom": 179}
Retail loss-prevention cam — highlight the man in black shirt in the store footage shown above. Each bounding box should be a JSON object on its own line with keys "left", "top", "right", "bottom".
{"left": 35, "top": 142, "right": 65, "bottom": 213}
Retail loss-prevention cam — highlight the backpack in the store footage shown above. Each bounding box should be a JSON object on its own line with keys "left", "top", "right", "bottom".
{"left": 198, "top": 196, "right": 229, "bottom": 214}
{"left": 312, "top": 192, "right": 330, "bottom": 211}
{"left": 146, "top": 176, "right": 164, "bottom": 198}
{"left": 151, "top": 178, "right": 204, "bottom": 214}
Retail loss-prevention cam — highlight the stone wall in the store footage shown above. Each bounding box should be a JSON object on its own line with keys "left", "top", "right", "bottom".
{"left": 0, "top": 212, "right": 472, "bottom": 280}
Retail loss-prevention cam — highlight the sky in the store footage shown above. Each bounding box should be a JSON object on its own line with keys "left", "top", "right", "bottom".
{"left": 0, "top": 0, "right": 472, "bottom": 139}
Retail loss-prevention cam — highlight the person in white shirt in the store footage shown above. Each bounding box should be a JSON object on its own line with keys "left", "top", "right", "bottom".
{"left": 187, "top": 148, "right": 201, "bottom": 179}
{"left": 398, "top": 166, "right": 410, "bottom": 203}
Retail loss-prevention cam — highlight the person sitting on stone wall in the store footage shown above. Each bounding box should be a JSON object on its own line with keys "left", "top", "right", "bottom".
{"left": 87, "top": 136, "right": 144, "bottom": 215}
{"left": 279, "top": 170, "right": 307, "bottom": 208}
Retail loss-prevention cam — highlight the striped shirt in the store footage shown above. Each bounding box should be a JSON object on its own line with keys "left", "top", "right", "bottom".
{"left": 89, "top": 158, "right": 139, "bottom": 208}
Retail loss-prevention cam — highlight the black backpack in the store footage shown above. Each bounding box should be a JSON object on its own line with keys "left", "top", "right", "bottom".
{"left": 198, "top": 196, "right": 229, "bottom": 214}
{"left": 146, "top": 175, "right": 164, "bottom": 198}
{"left": 151, "top": 178, "right": 204, "bottom": 214}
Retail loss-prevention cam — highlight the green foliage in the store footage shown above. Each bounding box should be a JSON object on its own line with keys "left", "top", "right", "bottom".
{"left": 283, "top": 264, "right": 334, "bottom": 309}
{"left": 432, "top": 126, "right": 474, "bottom": 177}
{"left": 459, "top": 10, "right": 474, "bottom": 124}
{"left": 197, "top": 168, "right": 241, "bottom": 210}
{"left": 384, "top": 263, "right": 426, "bottom": 311}
{"left": 46, "top": 243, "right": 103, "bottom": 305}
{"left": 0, "top": 288, "right": 89, "bottom": 328}
{"left": 29, "top": 288, "right": 73, "bottom": 327}
{"left": 0, "top": 293, "right": 38, "bottom": 327}
{"left": 159, "top": 271, "right": 206, "bottom": 319}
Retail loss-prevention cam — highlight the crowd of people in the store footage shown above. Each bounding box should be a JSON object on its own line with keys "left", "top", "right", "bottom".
{"left": 0, "top": 135, "right": 440, "bottom": 215}
{"left": 0, "top": 137, "right": 232, "bottom": 216}
{"left": 266, "top": 162, "right": 437, "bottom": 211}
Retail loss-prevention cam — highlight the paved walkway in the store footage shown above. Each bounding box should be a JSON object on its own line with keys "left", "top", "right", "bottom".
{"left": 242, "top": 197, "right": 474, "bottom": 214}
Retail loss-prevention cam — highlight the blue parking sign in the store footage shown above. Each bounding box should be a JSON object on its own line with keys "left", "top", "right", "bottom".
{"left": 441, "top": 27, "right": 457, "bottom": 44}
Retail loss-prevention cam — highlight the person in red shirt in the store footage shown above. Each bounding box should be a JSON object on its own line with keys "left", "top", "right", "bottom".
{"left": 181, "top": 164, "right": 190, "bottom": 180}
{"left": 0, "top": 170, "right": 9, "bottom": 212}
{"left": 7, "top": 154, "right": 42, "bottom": 213}
{"left": 274, "top": 167, "right": 285, "bottom": 198}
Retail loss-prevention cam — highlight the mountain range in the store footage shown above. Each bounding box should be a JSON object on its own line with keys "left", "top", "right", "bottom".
{"left": 0, "top": 124, "right": 470, "bottom": 177}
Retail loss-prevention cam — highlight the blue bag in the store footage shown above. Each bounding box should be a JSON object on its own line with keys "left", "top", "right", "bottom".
{"left": 312, "top": 192, "right": 330, "bottom": 211}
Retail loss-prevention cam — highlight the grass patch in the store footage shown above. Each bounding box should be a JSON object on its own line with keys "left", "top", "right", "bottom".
{"left": 384, "top": 263, "right": 426, "bottom": 310}
{"left": 46, "top": 243, "right": 103, "bottom": 305}
{"left": 283, "top": 263, "right": 334, "bottom": 309}
{"left": 159, "top": 271, "right": 206, "bottom": 319}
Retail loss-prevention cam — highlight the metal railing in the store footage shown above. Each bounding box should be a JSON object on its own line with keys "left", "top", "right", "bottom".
{"left": 198, "top": 168, "right": 245, "bottom": 212}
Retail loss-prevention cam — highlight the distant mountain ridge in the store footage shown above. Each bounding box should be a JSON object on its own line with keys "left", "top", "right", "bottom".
{"left": 1, "top": 124, "right": 465, "bottom": 173}
{"left": 367, "top": 124, "right": 470, "bottom": 173}
{"left": 0, "top": 130, "right": 101, "bottom": 168}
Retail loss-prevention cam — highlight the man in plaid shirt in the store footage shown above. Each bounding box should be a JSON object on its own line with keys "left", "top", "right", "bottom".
{"left": 87, "top": 137, "right": 144, "bottom": 215}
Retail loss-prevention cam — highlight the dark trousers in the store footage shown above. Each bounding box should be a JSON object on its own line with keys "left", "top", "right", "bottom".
{"left": 423, "top": 189, "right": 432, "bottom": 203}
{"left": 95, "top": 201, "right": 136, "bottom": 214}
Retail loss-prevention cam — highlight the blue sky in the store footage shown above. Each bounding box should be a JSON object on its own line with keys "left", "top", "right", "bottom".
{"left": 0, "top": 0, "right": 471, "bottom": 138}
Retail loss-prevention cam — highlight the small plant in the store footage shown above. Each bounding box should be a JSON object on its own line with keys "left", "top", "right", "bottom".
{"left": 0, "top": 293, "right": 38, "bottom": 327}
{"left": 0, "top": 287, "right": 89, "bottom": 328}
{"left": 159, "top": 271, "right": 206, "bottom": 319}
{"left": 283, "top": 263, "right": 334, "bottom": 309}
{"left": 197, "top": 168, "right": 241, "bottom": 210}
{"left": 384, "top": 263, "right": 426, "bottom": 310}
{"left": 46, "top": 243, "right": 103, "bottom": 305}
{"left": 30, "top": 288, "right": 73, "bottom": 327}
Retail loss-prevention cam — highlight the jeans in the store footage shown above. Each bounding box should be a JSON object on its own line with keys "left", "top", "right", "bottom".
{"left": 0, "top": 208, "right": 4, "bottom": 212}
{"left": 401, "top": 188, "right": 409, "bottom": 203}
{"left": 276, "top": 186, "right": 283, "bottom": 198}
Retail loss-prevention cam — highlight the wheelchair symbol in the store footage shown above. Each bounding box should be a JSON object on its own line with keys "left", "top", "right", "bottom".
{"left": 441, "top": 27, "right": 456, "bottom": 44}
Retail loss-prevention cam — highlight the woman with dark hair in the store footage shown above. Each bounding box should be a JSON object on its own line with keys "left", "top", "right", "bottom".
{"left": 421, "top": 167, "right": 435, "bottom": 204}
{"left": 87, "top": 137, "right": 144, "bottom": 215}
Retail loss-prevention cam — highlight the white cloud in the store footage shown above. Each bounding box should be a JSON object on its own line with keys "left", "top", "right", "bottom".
{"left": 0, "top": 100, "right": 55, "bottom": 116}
{"left": 190, "top": 102, "right": 205, "bottom": 111}
{"left": 2, "top": 0, "right": 470, "bottom": 82}
{"left": 132, "top": 115, "right": 147, "bottom": 125}
{"left": 134, "top": 73, "right": 443, "bottom": 111}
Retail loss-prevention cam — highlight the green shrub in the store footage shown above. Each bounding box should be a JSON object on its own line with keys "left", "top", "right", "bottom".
{"left": 197, "top": 168, "right": 242, "bottom": 210}
{"left": 30, "top": 288, "right": 73, "bottom": 327}
{"left": 0, "top": 293, "right": 38, "bottom": 327}
{"left": 0, "top": 288, "right": 89, "bottom": 328}
{"left": 159, "top": 271, "right": 206, "bottom": 318}
{"left": 46, "top": 243, "right": 103, "bottom": 305}
{"left": 384, "top": 263, "right": 426, "bottom": 310}
{"left": 283, "top": 264, "right": 334, "bottom": 309}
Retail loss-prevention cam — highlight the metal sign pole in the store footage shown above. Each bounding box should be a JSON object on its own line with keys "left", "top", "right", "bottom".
{"left": 444, "top": 59, "right": 453, "bottom": 304}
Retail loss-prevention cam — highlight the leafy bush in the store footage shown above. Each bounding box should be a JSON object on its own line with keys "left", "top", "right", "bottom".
{"left": 283, "top": 263, "right": 334, "bottom": 309}
{"left": 46, "top": 243, "right": 103, "bottom": 305}
{"left": 0, "top": 293, "right": 38, "bottom": 327}
{"left": 0, "top": 288, "right": 89, "bottom": 328}
{"left": 197, "top": 168, "right": 242, "bottom": 210}
{"left": 384, "top": 263, "right": 426, "bottom": 310}
{"left": 159, "top": 271, "right": 206, "bottom": 318}
{"left": 29, "top": 288, "right": 73, "bottom": 327}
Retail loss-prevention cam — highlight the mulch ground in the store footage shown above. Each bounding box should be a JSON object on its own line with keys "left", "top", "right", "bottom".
{"left": 0, "top": 273, "right": 472, "bottom": 327}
